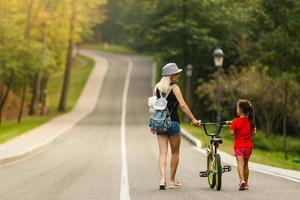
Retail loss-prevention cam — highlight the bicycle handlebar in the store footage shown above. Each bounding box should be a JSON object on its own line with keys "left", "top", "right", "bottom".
{"left": 196, "top": 120, "right": 232, "bottom": 137}
{"left": 201, "top": 121, "right": 232, "bottom": 126}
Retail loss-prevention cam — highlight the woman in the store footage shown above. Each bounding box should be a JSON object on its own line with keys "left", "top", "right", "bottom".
{"left": 153, "top": 63, "right": 200, "bottom": 190}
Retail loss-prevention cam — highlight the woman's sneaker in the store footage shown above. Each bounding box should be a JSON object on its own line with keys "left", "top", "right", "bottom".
{"left": 239, "top": 181, "right": 246, "bottom": 191}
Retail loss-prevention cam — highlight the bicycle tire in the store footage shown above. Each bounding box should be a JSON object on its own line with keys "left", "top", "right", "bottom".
{"left": 215, "top": 154, "right": 222, "bottom": 191}
{"left": 207, "top": 154, "right": 216, "bottom": 188}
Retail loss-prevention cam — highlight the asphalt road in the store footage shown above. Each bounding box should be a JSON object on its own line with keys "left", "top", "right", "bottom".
{"left": 0, "top": 51, "right": 299, "bottom": 200}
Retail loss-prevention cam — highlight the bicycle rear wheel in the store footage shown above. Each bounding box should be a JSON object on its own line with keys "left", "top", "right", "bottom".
{"left": 207, "top": 154, "right": 216, "bottom": 188}
{"left": 215, "top": 154, "right": 222, "bottom": 191}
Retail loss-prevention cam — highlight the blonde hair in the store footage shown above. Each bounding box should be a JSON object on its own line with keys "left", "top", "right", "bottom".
{"left": 155, "top": 76, "right": 171, "bottom": 93}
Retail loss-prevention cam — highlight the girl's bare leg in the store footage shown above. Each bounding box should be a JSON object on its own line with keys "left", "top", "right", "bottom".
{"left": 236, "top": 156, "right": 245, "bottom": 182}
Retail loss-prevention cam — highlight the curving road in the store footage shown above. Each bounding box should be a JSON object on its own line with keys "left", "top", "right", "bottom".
{"left": 0, "top": 51, "right": 299, "bottom": 200}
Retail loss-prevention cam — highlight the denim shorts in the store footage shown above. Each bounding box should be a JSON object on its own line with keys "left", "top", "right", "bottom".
{"left": 167, "top": 121, "right": 181, "bottom": 136}
{"left": 156, "top": 121, "right": 181, "bottom": 136}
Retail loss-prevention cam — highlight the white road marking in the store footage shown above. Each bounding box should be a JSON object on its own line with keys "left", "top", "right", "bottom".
{"left": 120, "top": 57, "right": 133, "bottom": 200}
{"left": 192, "top": 146, "right": 300, "bottom": 183}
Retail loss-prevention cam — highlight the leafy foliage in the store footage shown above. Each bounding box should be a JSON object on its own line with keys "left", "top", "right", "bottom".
{"left": 98, "top": 0, "right": 300, "bottom": 136}
{"left": 0, "top": 0, "right": 105, "bottom": 121}
{"left": 197, "top": 66, "right": 300, "bottom": 135}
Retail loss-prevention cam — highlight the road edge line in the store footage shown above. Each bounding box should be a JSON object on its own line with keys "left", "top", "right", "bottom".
{"left": 181, "top": 127, "right": 300, "bottom": 183}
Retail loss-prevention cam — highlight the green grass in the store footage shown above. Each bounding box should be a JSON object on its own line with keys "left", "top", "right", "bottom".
{"left": 0, "top": 55, "right": 94, "bottom": 144}
{"left": 182, "top": 123, "right": 300, "bottom": 171}
{"left": 47, "top": 55, "right": 95, "bottom": 112}
{"left": 0, "top": 115, "right": 54, "bottom": 143}
{"left": 79, "top": 43, "right": 133, "bottom": 54}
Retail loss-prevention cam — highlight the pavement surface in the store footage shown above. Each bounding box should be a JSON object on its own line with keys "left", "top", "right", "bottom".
{"left": 0, "top": 50, "right": 299, "bottom": 200}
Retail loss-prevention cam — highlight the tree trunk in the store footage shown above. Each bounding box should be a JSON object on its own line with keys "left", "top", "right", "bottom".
{"left": 22, "top": 0, "right": 34, "bottom": 117}
{"left": 58, "top": 0, "right": 77, "bottom": 112}
{"left": 39, "top": 75, "right": 46, "bottom": 104}
{"left": 28, "top": 73, "right": 42, "bottom": 115}
{"left": 267, "top": 119, "right": 274, "bottom": 134}
{"left": 94, "top": 25, "right": 102, "bottom": 42}
{"left": 39, "top": 78, "right": 44, "bottom": 104}
{"left": 40, "top": 76, "right": 48, "bottom": 115}
{"left": 0, "top": 85, "right": 2, "bottom": 125}
{"left": 0, "top": 75, "right": 14, "bottom": 118}
{"left": 38, "top": 24, "right": 47, "bottom": 107}
{"left": 265, "top": 114, "right": 272, "bottom": 134}
{"left": 283, "top": 81, "right": 288, "bottom": 160}
{"left": 25, "top": 0, "right": 34, "bottom": 39}
{"left": 18, "top": 80, "right": 27, "bottom": 123}
{"left": 181, "top": 0, "right": 189, "bottom": 67}
{"left": 264, "top": 110, "right": 275, "bottom": 134}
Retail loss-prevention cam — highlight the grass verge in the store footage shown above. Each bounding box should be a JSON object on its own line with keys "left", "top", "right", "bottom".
{"left": 79, "top": 43, "right": 133, "bottom": 54}
{"left": 0, "top": 55, "right": 94, "bottom": 144}
{"left": 182, "top": 123, "right": 300, "bottom": 171}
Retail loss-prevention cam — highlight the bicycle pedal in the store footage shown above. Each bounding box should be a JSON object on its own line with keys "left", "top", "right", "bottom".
{"left": 223, "top": 165, "right": 231, "bottom": 172}
{"left": 199, "top": 171, "right": 208, "bottom": 177}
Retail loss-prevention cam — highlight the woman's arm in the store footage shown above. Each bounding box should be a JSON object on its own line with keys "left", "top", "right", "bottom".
{"left": 173, "top": 86, "right": 199, "bottom": 126}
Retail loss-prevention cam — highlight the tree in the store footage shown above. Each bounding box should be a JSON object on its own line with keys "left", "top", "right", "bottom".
{"left": 0, "top": 17, "right": 23, "bottom": 122}
{"left": 197, "top": 66, "right": 300, "bottom": 136}
{"left": 0, "top": 0, "right": 105, "bottom": 122}
{"left": 58, "top": 0, "right": 104, "bottom": 111}
{"left": 58, "top": 0, "right": 77, "bottom": 112}
{"left": 248, "top": 0, "right": 300, "bottom": 73}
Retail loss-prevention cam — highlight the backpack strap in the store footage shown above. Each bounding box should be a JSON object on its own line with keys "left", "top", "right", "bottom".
{"left": 155, "top": 84, "right": 177, "bottom": 99}
{"left": 168, "top": 101, "right": 178, "bottom": 115}
{"left": 164, "top": 84, "right": 176, "bottom": 99}
{"left": 152, "top": 85, "right": 158, "bottom": 96}
{"left": 166, "top": 84, "right": 178, "bottom": 115}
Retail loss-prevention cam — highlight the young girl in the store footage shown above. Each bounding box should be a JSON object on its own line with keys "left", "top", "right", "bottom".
{"left": 230, "top": 99, "right": 256, "bottom": 190}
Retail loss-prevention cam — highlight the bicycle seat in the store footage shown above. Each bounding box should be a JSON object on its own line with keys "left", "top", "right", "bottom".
{"left": 211, "top": 137, "right": 223, "bottom": 144}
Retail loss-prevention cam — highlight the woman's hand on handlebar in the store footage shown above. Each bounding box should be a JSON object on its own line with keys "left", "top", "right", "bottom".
{"left": 191, "top": 119, "right": 201, "bottom": 127}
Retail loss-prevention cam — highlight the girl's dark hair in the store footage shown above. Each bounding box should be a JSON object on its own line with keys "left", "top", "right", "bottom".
{"left": 237, "top": 99, "right": 256, "bottom": 129}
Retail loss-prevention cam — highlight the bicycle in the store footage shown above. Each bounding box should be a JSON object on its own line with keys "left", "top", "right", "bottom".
{"left": 198, "top": 121, "right": 232, "bottom": 191}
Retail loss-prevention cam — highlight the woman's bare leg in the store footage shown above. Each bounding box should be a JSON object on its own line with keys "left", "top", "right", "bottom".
{"left": 157, "top": 135, "right": 169, "bottom": 184}
{"left": 169, "top": 135, "right": 181, "bottom": 184}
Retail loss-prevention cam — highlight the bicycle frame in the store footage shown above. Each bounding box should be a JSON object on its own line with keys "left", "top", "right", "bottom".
{"left": 199, "top": 121, "right": 232, "bottom": 191}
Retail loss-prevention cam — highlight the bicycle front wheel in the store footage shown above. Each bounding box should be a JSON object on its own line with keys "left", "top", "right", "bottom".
{"left": 207, "top": 154, "right": 216, "bottom": 188}
{"left": 215, "top": 154, "right": 222, "bottom": 191}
